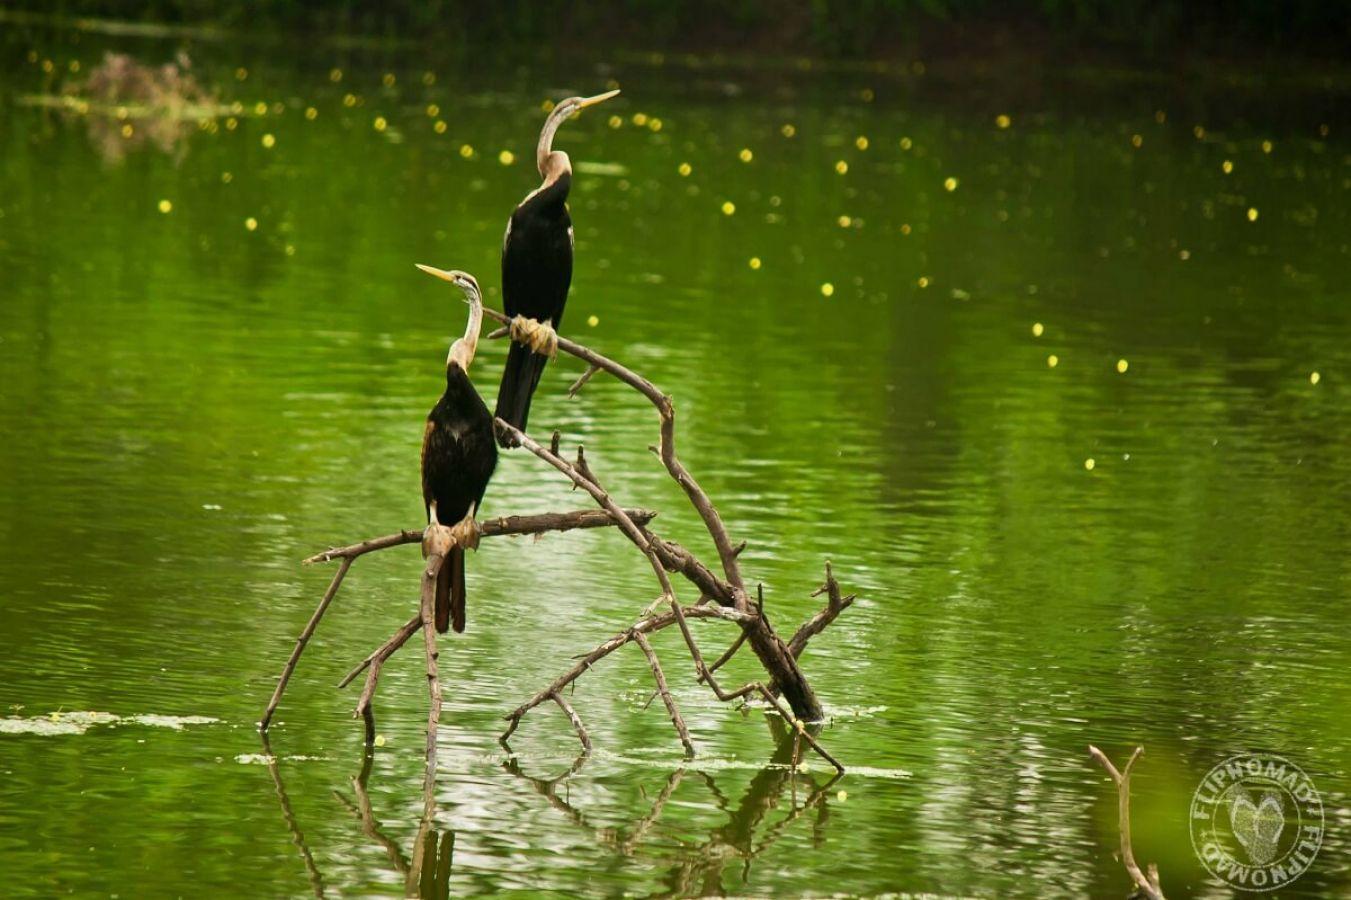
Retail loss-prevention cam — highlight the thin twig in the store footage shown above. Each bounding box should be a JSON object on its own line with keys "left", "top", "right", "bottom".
{"left": 1089, "top": 745, "right": 1165, "bottom": 900}
{"left": 567, "top": 364, "right": 602, "bottom": 397}
{"left": 634, "top": 631, "right": 695, "bottom": 756}
{"left": 261, "top": 557, "right": 353, "bottom": 732}
{"left": 551, "top": 691, "right": 592, "bottom": 753}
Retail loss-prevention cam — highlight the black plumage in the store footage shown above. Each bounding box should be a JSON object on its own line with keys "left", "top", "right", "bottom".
{"left": 417, "top": 268, "right": 497, "bottom": 633}
{"left": 497, "top": 171, "right": 573, "bottom": 434}
{"left": 494, "top": 89, "right": 619, "bottom": 444}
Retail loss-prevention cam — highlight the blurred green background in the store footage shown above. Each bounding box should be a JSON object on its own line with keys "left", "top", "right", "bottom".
{"left": 0, "top": 5, "right": 1347, "bottom": 898}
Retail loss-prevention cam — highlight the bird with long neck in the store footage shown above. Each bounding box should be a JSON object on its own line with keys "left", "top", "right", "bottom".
{"left": 415, "top": 265, "right": 498, "bottom": 633}
{"left": 494, "top": 89, "right": 620, "bottom": 446}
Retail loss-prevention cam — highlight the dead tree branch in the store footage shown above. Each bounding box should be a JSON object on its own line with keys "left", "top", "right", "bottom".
{"left": 634, "top": 631, "right": 695, "bottom": 756}
{"left": 261, "top": 307, "right": 854, "bottom": 772}
{"left": 260, "top": 507, "right": 655, "bottom": 735}
{"left": 1089, "top": 745, "right": 1165, "bottom": 900}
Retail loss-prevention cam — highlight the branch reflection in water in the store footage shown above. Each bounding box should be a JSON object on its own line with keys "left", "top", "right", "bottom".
{"left": 261, "top": 720, "right": 842, "bottom": 896}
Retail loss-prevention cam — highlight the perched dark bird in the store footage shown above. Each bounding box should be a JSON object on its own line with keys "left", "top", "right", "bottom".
{"left": 495, "top": 89, "right": 620, "bottom": 444}
{"left": 415, "top": 266, "right": 498, "bottom": 633}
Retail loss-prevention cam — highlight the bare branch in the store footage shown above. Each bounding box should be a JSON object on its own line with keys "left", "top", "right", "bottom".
{"left": 1089, "top": 745, "right": 1165, "bottom": 900}
{"left": 786, "top": 561, "right": 856, "bottom": 659}
{"left": 634, "top": 631, "right": 695, "bottom": 756}
{"left": 485, "top": 306, "right": 744, "bottom": 593}
{"left": 551, "top": 691, "right": 592, "bottom": 753}
{"left": 303, "top": 508, "right": 657, "bottom": 565}
{"left": 261, "top": 557, "right": 353, "bottom": 732}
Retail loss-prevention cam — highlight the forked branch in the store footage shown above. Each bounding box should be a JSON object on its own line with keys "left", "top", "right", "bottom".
{"left": 1089, "top": 745, "right": 1165, "bottom": 900}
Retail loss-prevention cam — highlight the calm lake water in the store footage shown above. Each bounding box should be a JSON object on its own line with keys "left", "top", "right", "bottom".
{"left": 1, "top": 19, "right": 1349, "bottom": 898}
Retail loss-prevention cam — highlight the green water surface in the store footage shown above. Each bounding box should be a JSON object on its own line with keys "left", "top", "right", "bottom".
{"left": 0, "top": 21, "right": 1348, "bottom": 898}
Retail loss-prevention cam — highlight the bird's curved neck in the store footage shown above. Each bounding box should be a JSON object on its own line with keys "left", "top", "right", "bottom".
{"left": 537, "top": 106, "right": 573, "bottom": 174}
{"left": 446, "top": 295, "right": 481, "bottom": 372}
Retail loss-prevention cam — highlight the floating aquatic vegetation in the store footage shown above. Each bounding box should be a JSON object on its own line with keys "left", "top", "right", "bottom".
{"left": 20, "top": 51, "right": 228, "bottom": 164}
{"left": 0, "top": 710, "right": 218, "bottom": 736}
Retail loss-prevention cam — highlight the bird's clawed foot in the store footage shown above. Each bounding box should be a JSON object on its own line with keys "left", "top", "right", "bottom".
{"left": 510, "top": 316, "right": 559, "bottom": 358}
{"left": 446, "top": 513, "right": 481, "bottom": 551}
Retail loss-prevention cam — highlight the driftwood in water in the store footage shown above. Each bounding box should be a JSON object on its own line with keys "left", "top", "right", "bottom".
{"left": 260, "top": 307, "right": 854, "bottom": 772}
{"left": 1089, "top": 745, "right": 1166, "bottom": 900}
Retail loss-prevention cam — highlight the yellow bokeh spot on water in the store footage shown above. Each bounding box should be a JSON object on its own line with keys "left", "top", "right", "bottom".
{"left": 342, "top": 93, "right": 357, "bottom": 107}
{"left": 329, "top": 68, "right": 343, "bottom": 82}
{"left": 1084, "top": 458, "right": 1096, "bottom": 471}
{"left": 899, "top": 136, "right": 912, "bottom": 150}
{"left": 678, "top": 162, "right": 692, "bottom": 177}
{"left": 234, "top": 67, "right": 247, "bottom": 81}
{"left": 837, "top": 215, "right": 852, "bottom": 228}
{"left": 1262, "top": 140, "right": 1273, "bottom": 154}
{"left": 459, "top": 143, "right": 474, "bottom": 158}
{"left": 1179, "top": 249, "right": 1190, "bottom": 260}
{"left": 1310, "top": 371, "right": 1321, "bottom": 385}
{"left": 373, "top": 116, "right": 387, "bottom": 132}
{"left": 648, "top": 117, "right": 662, "bottom": 132}
{"left": 855, "top": 135, "right": 869, "bottom": 150}
{"left": 426, "top": 104, "right": 439, "bottom": 117}
{"left": 1048, "top": 354, "right": 1059, "bottom": 368}
{"left": 835, "top": 160, "right": 848, "bottom": 174}
{"left": 225, "top": 117, "right": 238, "bottom": 130}
{"left": 781, "top": 123, "right": 796, "bottom": 138}
{"left": 900, "top": 223, "right": 911, "bottom": 235}
{"left": 1117, "top": 358, "right": 1129, "bottom": 373}
{"left": 917, "top": 276, "right": 930, "bottom": 288}
{"left": 1154, "top": 109, "right": 1166, "bottom": 123}
{"left": 631, "top": 112, "right": 648, "bottom": 127}
{"left": 1032, "top": 322, "right": 1044, "bottom": 337}
{"left": 739, "top": 148, "right": 753, "bottom": 162}
{"left": 245, "top": 217, "right": 258, "bottom": 231}
{"left": 721, "top": 201, "right": 736, "bottom": 216}
{"left": 434, "top": 120, "right": 447, "bottom": 134}
{"left": 157, "top": 199, "right": 172, "bottom": 214}
{"left": 996, "top": 114, "right": 1012, "bottom": 129}
{"left": 587, "top": 315, "right": 599, "bottom": 327}
{"left": 1247, "top": 207, "right": 1259, "bottom": 222}
{"left": 820, "top": 283, "right": 834, "bottom": 297}
{"left": 540, "top": 99, "right": 555, "bottom": 113}
{"left": 1222, "top": 159, "right": 1234, "bottom": 174}
{"left": 304, "top": 106, "right": 317, "bottom": 120}
{"left": 498, "top": 150, "right": 515, "bottom": 165}
{"left": 749, "top": 257, "right": 761, "bottom": 270}
{"left": 41, "top": 59, "right": 54, "bottom": 73}
{"left": 222, "top": 172, "right": 233, "bottom": 183}
{"left": 374, "top": 734, "right": 386, "bottom": 747}
{"left": 120, "top": 123, "right": 133, "bottom": 138}
{"left": 607, "top": 114, "right": 622, "bottom": 129}
{"left": 1193, "top": 125, "right": 1206, "bottom": 139}
{"left": 254, "top": 101, "right": 267, "bottom": 116}
{"left": 943, "top": 176, "right": 958, "bottom": 191}
{"left": 382, "top": 73, "right": 395, "bottom": 87}
{"left": 261, "top": 133, "right": 276, "bottom": 148}
{"left": 422, "top": 71, "right": 435, "bottom": 86}
{"left": 860, "top": 87, "right": 875, "bottom": 102}
{"left": 285, "top": 244, "right": 296, "bottom": 257}
{"left": 1131, "top": 134, "right": 1143, "bottom": 148}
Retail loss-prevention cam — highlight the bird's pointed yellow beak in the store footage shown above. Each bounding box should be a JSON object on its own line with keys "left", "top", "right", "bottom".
{"left": 576, "top": 89, "right": 620, "bottom": 110}
{"left": 416, "top": 263, "right": 455, "bottom": 282}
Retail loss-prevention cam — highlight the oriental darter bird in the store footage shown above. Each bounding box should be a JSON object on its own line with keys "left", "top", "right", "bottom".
{"left": 495, "top": 89, "right": 620, "bottom": 445}
{"left": 415, "top": 266, "right": 498, "bottom": 633}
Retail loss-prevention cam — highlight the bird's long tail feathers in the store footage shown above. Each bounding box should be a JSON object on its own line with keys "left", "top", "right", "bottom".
{"left": 435, "top": 547, "right": 467, "bottom": 634}
{"left": 494, "top": 342, "right": 550, "bottom": 439}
